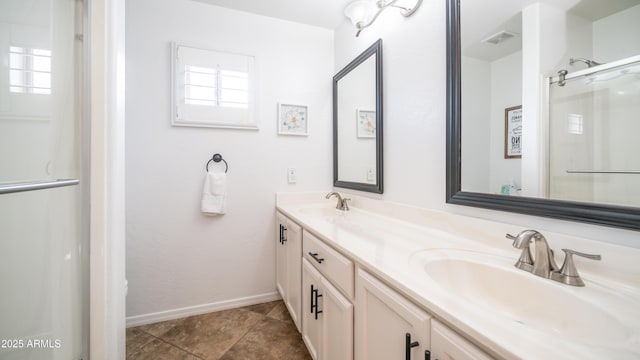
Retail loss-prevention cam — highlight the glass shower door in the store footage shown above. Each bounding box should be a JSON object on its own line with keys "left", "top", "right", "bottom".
{"left": 548, "top": 56, "right": 640, "bottom": 207}
{"left": 0, "top": 0, "right": 86, "bottom": 359}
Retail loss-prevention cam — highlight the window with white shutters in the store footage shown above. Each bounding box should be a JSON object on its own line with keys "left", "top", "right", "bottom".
{"left": 172, "top": 43, "right": 257, "bottom": 129}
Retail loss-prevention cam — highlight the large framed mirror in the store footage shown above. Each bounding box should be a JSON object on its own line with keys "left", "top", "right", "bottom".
{"left": 446, "top": 0, "right": 640, "bottom": 230}
{"left": 333, "top": 39, "right": 383, "bottom": 193}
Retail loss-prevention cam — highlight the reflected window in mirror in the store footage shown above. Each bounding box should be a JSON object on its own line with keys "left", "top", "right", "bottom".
{"left": 333, "top": 39, "right": 383, "bottom": 193}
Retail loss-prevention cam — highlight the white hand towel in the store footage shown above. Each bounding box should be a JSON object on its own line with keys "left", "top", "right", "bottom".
{"left": 201, "top": 171, "right": 227, "bottom": 215}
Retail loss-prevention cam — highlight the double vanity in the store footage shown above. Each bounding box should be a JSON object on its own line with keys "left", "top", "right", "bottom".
{"left": 275, "top": 192, "right": 640, "bottom": 359}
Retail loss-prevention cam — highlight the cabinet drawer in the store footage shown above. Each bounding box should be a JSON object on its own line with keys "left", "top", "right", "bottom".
{"left": 303, "top": 230, "right": 354, "bottom": 299}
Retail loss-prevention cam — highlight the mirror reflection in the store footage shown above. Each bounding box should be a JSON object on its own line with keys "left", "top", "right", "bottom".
{"left": 460, "top": 0, "right": 640, "bottom": 207}
{"left": 337, "top": 55, "right": 376, "bottom": 184}
{"left": 334, "top": 39, "right": 383, "bottom": 193}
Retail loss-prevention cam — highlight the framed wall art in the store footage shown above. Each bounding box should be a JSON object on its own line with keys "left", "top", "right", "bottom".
{"left": 504, "top": 105, "right": 522, "bottom": 158}
{"left": 356, "top": 109, "right": 376, "bottom": 138}
{"left": 278, "top": 103, "right": 308, "bottom": 136}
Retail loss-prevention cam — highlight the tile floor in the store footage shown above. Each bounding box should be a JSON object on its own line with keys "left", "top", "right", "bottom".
{"left": 126, "top": 300, "right": 311, "bottom": 360}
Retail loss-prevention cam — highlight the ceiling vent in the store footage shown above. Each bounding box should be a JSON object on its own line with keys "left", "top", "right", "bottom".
{"left": 482, "top": 31, "right": 517, "bottom": 45}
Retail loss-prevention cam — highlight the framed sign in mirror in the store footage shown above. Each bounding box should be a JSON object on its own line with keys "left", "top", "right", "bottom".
{"left": 504, "top": 105, "right": 522, "bottom": 159}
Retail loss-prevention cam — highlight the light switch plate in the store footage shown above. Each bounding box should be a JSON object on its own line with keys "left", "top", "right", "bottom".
{"left": 366, "top": 167, "right": 375, "bottom": 181}
{"left": 287, "top": 168, "right": 297, "bottom": 183}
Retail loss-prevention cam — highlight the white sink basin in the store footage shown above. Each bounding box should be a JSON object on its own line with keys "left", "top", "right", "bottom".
{"left": 298, "top": 205, "right": 345, "bottom": 218}
{"left": 410, "top": 249, "right": 633, "bottom": 345}
{"left": 296, "top": 206, "right": 408, "bottom": 244}
{"left": 296, "top": 206, "right": 464, "bottom": 246}
{"left": 297, "top": 207, "right": 384, "bottom": 238}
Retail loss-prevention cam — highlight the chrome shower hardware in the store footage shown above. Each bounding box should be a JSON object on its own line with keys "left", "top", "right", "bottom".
{"left": 570, "top": 57, "right": 602, "bottom": 68}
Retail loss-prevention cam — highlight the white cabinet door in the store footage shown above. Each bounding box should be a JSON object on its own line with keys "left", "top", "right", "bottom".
{"left": 276, "top": 212, "right": 287, "bottom": 301}
{"left": 321, "top": 276, "right": 353, "bottom": 360}
{"left": 431, "top": 320, "right": 492, "bottom": 360}
{"left": 302, "top": 259, "right": 323, "bottom": 360}
{"left": 355, "top": 268, "right": 431, "bottom": 360}
{"left": 276, "top": 212, "right": 302, "bottom": 331}
{"left": 303, "top": 258, "right": 354, "bottom": 360}
{"left": 285, "top": 219, "right": 302, "bottom": 330}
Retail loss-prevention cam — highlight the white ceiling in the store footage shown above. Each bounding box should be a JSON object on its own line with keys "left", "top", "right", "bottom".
{"left": 192, "top": 0, "right": 640, "bottom": 59}
{"left": 191, "top": 0, "right": 353, "bottom": 29}
{"left": 462, "top": 0, "right": 640, "bottom": 62}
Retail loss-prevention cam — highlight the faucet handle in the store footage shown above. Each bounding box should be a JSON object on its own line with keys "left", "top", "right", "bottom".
{"left": 562, "top": 249, "right": 601, "bottom": 261}
{"left": 505, "top": 233, "right": 521, "bottom": 247}
{"left": 506, "top": 230, "right": 540, "bottom": 248}
{"left": 506, "top": 233, "right": 534, "bottom": 270}
{"left": 554, "top": 249, "right": 601, "bottom": 286}
{"left": 342, "top": 198, "right": 351, "bottom": 211}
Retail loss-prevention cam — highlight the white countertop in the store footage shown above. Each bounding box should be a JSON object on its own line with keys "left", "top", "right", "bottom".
{"left": 276, "top": 192, "right": 640, "bottom": 359}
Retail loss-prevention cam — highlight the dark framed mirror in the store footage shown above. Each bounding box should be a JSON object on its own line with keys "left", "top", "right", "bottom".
{"left": 446, "top": 0, "right": 640, "bottom": 231}
{"left": 333, "top": 39, "right": 383, "bottom": 194}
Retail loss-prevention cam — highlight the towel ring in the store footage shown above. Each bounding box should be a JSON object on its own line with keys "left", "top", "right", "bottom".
{"left": 206, "top": 153, "right": 228, "bottom": 173}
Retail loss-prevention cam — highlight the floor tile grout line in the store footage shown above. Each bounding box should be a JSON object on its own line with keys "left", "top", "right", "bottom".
{"left": 130, "top": 311, "right": 259, "bottom": 360}
{"left": 241, "top": 308, "right": 288, "bottom": 322}
{"left": 126, "top": 329, "right": 158, "bottom": 356}
{"left": 220, "top": 309, "right": 268, "bottom": 358}
{"left": 154, "top": 337, "right": 206, "bottom": 360}
{"left": 218, "top": 309, "right": 303, "bottom": 359}
{"left": 139, "top": 309, "right": 268, "bottom": 359}
{"left": 128, "top": 301, "right": 303, "bottom": 359}
{"left": 218, "top": 311, "right": 270, "bottom": 359}
{"left": 240, "top": 303, "right": 297, "bottom": 324}
{"left": 133, "top": 327, "right": 206, "bottom": 359}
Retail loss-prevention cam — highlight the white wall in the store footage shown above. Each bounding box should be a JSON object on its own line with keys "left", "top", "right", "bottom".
{"left": 593, "top": 4, "right": 640, "bottom": 63}
{"left": 334, "top": 2, "right": 640, "bottom": 247}
{"left": 460, "top": 56, "right": 490, "bottom": 193}
{"left": 489, "top": 51, "right": 522, "bottom": 193}
{"left": 461, "top": 51, "right": 522, "bottom": 195}
{"left": 125, "top": 0, "right": 334, "bottom": 323}
{"left": 335, "top": 3, "right": 445, "bottom": 208}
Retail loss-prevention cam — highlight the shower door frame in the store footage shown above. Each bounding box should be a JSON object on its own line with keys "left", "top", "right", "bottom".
{"left": 86, "top": 0, "right": 128, "bottom": 358}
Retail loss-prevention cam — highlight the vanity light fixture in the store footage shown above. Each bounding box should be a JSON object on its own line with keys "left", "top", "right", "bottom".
{"left": 344, "top": 0, "right": 423, "bottom": 37}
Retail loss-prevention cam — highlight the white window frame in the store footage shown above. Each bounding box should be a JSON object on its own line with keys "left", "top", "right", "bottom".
{"left": 171, "top": 42, "right": 258, "bottom": 129}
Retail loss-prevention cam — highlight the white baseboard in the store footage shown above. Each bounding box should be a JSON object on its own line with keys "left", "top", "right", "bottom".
{"left": 126, "top": 291, "right": 281, "bottom": 328}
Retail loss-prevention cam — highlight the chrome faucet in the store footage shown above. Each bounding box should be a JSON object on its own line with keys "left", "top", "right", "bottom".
{"left": 506, "top": 230, "right": 601, "bottom": 287}
{"left": 326, "top": 192, "right": 350, "bottom": 211}
{"left": 508, "top": 230, "right": 559, "bottom": 278}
